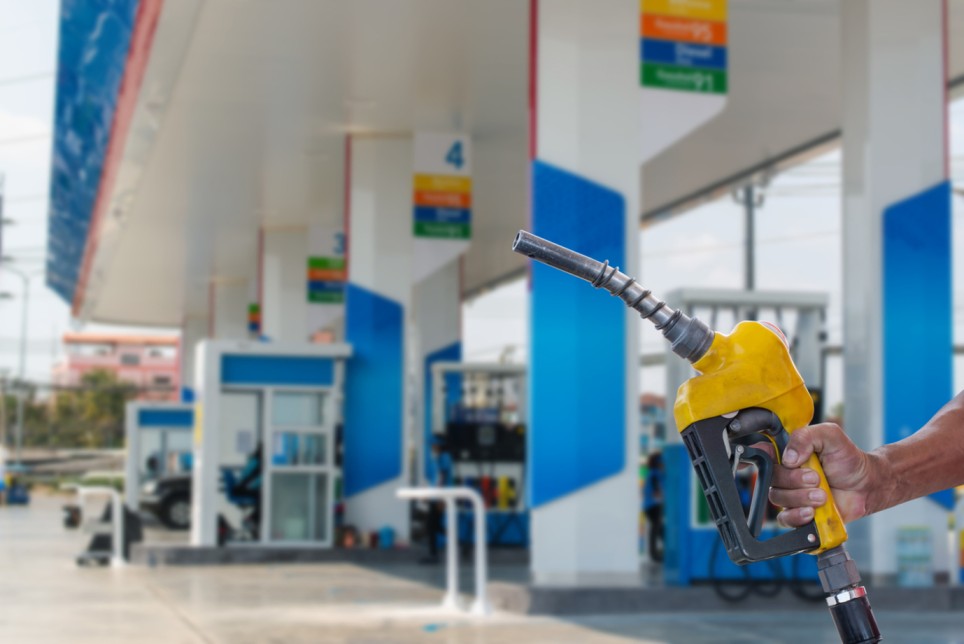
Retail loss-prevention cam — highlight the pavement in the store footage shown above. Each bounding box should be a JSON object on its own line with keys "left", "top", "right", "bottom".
{"left": 2, "top": 493, "right": 964, "bottom": 643}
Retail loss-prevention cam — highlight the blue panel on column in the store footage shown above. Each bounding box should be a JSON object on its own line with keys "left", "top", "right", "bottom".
{"left": 221, "top": 355, "right": 334, "bottom": 386}
{"left": 662, "top": 444, "right": 691, "bottom": 585}
{"left": 138, "top": 408, "right": 193, "bottom": 428}
{"left": 528, "top": 160, "right": 626, "bottom": 507}
{"left": 344, "top": 284, "right": 404, "bottom": 497}
{"left": 424, "top": 342, "right": 462, "bottom": 482}
{"left": 883, "top": 180, "right": 953, "bottom": 509}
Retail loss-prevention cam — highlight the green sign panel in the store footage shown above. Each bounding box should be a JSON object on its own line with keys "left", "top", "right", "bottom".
{"left": 641, "top": 63, "right": 727, "bottom": 95}
{"left": 307, "top": 256, "right": 346, "bottom": 305}
{"left": 413, "top": 221, "right": 471, "bottom": 240}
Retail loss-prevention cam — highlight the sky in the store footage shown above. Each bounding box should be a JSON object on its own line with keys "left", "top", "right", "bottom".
{"left": 0, "top": 0, "right": 62, "bottom": 382}
{"left": 0, "top": 0, "right": 963, "bottom": 415}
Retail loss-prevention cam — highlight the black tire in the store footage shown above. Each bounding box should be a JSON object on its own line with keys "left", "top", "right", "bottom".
{"left": 158, "top": 492, "right": 191, "bottom": 530}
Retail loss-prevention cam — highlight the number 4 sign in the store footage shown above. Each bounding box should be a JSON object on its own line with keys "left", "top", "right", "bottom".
{"left": 412, "top": 132, "right": 473, "bottom": 281}
{"left": 412, "top": 133, "right": 472, "bottom": 241}
{"left": 445, "top": 141, "right": 465, "bottom": 170}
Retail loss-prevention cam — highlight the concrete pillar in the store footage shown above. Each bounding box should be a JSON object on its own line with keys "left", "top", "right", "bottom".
{"left": 528, "top": 0, "right": 640, "bottom": 586}
{"left": 210, "top": 280, "right": 249, "bottom": 340}
{"left": 261, "top": 228, "right": 309, "bottom": 343}
{"left": 343, "top": 135, "right": 413, "bottom": 538}
{"left": 841, "top": 0, "right": 952, "bottom": 582}
{"left": 413, "top": 259, "right": 462, "bottom": 485}
{"left": 180, "top": 315, "right": 207, "bottom": 401}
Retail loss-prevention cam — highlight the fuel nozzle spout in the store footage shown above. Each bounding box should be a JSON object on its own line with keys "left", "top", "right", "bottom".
{"left": 512, "top": 230, "right": 715, "bottom": 362}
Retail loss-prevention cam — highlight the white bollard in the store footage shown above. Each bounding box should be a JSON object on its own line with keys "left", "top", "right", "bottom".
{"left": 396, "top": 487, "right": 490, "bottom": 616}
{"left": 75, "top": 485, "right": 125, "bottom": 567}
{"left": 443, "top": 497, "right": 459, "bottom": 609}
{"left": 467, "top": 490, "right": 490, "bottom": 616}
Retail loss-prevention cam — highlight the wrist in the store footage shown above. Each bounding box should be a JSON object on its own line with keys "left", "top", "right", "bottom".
{"left": 864, "top": 445, "right": 899, "bottom": 516}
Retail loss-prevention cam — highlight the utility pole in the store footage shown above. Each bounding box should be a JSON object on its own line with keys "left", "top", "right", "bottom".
{"left": 0, "top": 374, "right": 7, "bottom": 453}
{"left": 0, "top": 178, "right": 8, "bottom": 467}
{"left": 0, "top": 174, "right": 4, "bottom": 259}
{"left": 742, "top": 184, "right": 756, "bottom": 292}
{"left": 0, "top": 180, "right": 39, "bottom": 468}
{"left": 2, "top": 265, "right": 38, "bottom": 468}
{"left": 733, "top": 181, "right": 767, "bottom": 320}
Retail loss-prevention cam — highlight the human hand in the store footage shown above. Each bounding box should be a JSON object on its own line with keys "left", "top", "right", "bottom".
{"left": 768, "top": 423, "right": 880, "bottom": 527}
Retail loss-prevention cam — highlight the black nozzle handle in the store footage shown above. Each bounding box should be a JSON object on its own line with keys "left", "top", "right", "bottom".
{"left": 512, "top": 230, "right": 715, "bottom": 363}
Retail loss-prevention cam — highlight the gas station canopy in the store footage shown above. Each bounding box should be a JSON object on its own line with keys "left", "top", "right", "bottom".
{"left": 48, "top": 0, "right": 964, "bottom": 326}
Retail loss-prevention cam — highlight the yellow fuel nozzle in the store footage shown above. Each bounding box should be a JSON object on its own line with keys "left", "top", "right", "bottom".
{"left": 513, "top": 230, "right": 880, "bottom": 644}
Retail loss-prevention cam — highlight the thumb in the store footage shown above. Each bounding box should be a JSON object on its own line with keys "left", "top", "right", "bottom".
{"left": 782, "top": 423, "right": 844, "bottom": 468}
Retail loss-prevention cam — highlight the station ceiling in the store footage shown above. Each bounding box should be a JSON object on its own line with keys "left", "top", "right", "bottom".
{"left": 58, "top": 0, "right": 964, "bottom": 326}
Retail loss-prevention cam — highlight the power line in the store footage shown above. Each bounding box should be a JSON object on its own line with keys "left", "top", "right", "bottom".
{"left": 642, "top": 230, "right": 840, "bottom": 259}
{"left": 0, "top": 133, "right": 50, "bottom": 147}
{"left": 0, "top": 71, "right": 54, "bottom": 88}
{"left": 0, "top": 18, "right": 56, "bottom": 37}
{"left": 2, "top": 194, "right": 46, "bottom": 204}
{"left": 2, "top": 246, "right": 47, "bottom": 253}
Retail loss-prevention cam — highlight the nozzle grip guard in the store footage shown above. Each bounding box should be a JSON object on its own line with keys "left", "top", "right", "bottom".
{"left": 681, "top": 412, "right": 820, "bottom": 563}
{"left": 733, "top": 409, "right": 848, "bottom": 556}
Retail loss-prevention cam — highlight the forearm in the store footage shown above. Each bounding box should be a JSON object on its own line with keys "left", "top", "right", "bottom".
{"left": 866, "top": 391, "right": 964, "bottom": 514}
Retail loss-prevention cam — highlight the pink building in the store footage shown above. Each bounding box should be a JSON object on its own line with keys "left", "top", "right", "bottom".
{"left": 52, "top": 333, "right": 180, "bottom": 402}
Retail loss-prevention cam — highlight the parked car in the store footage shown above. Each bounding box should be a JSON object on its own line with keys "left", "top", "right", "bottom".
{"left": 140, "top": 474, "right": 191, "bottom": 530}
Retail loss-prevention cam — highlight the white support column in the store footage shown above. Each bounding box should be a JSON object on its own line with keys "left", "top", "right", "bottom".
{"left": 413, "top": 259, "right": 461, "bottom": 486}
{"left": 842, "top": 0, "right": 951, "bottom": 582}
{"left": 528, "top": 0, "right": 640, "bottom": 586}
{"left": 342, "top": 135, "right": 413, "bottom": 538}
{"left": 261, "top": 228, "right": 309, "bottom": 343}
{"left": 211, "top": 281, "right": 249, "bottom": 340}
{"left": 180, "top": 315, "right": 207, "bottom": 400}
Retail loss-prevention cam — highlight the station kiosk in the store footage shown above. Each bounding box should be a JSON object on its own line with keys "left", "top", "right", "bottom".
{"left": 190, "top": 341, "right": 351, "bottom": 548}
{"left": 123, "top": 402, "right": 194, "bottom": 510}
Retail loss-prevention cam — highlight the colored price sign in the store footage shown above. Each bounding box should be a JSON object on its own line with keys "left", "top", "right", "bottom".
{"left": 412, "top": 134, "right": 472, "bottom": 240}
{"left": 640, "top": 0, "right": 728, "bottom": 95}
{"left": 306, "top": 227, "right": 346, "bottom": 305}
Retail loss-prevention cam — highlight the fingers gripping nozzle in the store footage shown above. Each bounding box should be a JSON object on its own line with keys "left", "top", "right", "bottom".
{"left": 512, "top": 231, "right": 715, "bottom": 362}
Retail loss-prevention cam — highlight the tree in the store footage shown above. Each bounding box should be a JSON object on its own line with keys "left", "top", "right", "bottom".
{"left": 29, "top": 370, "right": 138, "bottom": 448}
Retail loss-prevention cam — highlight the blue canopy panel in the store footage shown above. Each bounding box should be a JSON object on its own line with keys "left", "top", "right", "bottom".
{"left": 47, "top": 0, "right": 140, "bottom": 304}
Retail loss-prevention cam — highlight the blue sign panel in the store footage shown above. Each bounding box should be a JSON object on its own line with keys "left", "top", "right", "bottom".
{"left": 221, "top": 355, "right": 335, "bottom": 387}
{"left": 413, "top": 206, "right": 471, "bottom": 225}
{"left": 48, "top": 1, "right": 140, "bottom": 303}
{"left": 529, "top": 161, "right": 626, "bottom": 507}
{"left": 883, "top": 180, "right": 953, "bottom": 509}
{"left": 138, "top": 408, "right": 193, "bottom": 428}
{"left": 343, "top": 284, "right": 404, "bottom": 496}
{"left": 641, "top": 39, "right": 727, "bottom": 70}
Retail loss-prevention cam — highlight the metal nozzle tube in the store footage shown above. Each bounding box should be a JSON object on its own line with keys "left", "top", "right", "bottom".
{"left": 512, "top": 230, "right": 715, "bottom": 362}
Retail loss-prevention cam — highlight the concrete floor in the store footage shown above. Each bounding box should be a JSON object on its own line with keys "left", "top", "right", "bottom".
{"left": 3, "top": 494, "right": 964, "bottom": 643}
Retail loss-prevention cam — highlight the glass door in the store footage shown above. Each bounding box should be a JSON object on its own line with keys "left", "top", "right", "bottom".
{"left": 263, "top": 389, "right": 336, "bottom": 545}
{"left": 139, "top": 428, "right": 164, "bottom": 483}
